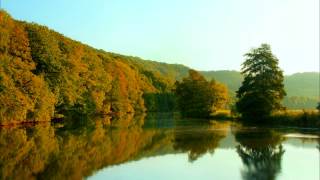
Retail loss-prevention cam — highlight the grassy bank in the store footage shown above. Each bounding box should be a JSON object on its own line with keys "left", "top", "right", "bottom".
{"left": 210, "top": 109, "right": 320, "bottom": 128}
{"left": 210, "top": 110, "right": 236, "bottom": 120}
{"left": 269, "top": 110, "right": 320, "bottom": 128}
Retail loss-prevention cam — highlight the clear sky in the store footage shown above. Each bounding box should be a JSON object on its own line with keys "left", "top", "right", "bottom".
{"left": 2, "top": 0, "right": 319, "bottom": 74}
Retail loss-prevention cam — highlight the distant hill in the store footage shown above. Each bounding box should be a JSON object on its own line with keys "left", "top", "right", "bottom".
{"left": 200, "top": 70, "right": 242, "bottom": 95}
{"left": 119, "top": 56, "right": 190, "bottom": 81}
{"left": 134, "top": 61, "right": 319, "bottom": 104}
{"left": 198, "top": 71, "right": 319, "bottom": 109}
{"left": 201, "top": 71, "right": 319, "bottom": 96}
{"left": 284, "top": 72, "right": 319, "bottom": 97}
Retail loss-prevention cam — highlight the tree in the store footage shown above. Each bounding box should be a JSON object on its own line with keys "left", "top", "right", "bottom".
{"left": 236, "top": 44, "right": 286, "bottom": 120}
{"left": 317, "top": 102, "right": 320, "bottom": 112}
{"left": 175, "top": 70, "right": 228, "bottom": 118}
{"left": 209, "top": 79, "right": 229, "bottom": 111}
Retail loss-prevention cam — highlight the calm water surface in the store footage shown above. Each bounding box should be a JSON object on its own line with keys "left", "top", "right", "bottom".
{"left": 0, "top": 113, "right": 319, "bottom": 180}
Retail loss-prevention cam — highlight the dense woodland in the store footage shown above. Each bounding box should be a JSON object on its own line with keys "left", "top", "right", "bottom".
{"left": 0, "top": 11, "right": 179, "bottom": 124}
{"left": 0, "top": 11, "right": 319, "bottom": 124}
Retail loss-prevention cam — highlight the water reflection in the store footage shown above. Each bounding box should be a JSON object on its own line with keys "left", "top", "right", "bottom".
{"left": 0, "top": 125, "right": 58, "bottom": 180}
{"left": 0, "top": 114, "right": 159, "bottom": 180}
{"left": 235, "top": 130, "right": 285, "bottom": 180}
{"left": 0, "top": 114, "right": 319, "bottom": 180}
{"left": 173, "top": 122, "right": 229, "bottom": 162}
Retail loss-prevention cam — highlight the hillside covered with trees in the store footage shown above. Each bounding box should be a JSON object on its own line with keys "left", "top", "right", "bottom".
{"left": 0, "top": 11, "right": 230, "bottom": 124}
{"left": 0, "top": 11, "right": 318, "bottom": 124}
{"left": 0, "top": 11, "right": 179, "bottom": 124}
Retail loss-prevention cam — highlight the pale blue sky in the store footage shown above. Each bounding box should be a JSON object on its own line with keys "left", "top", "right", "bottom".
{"left": 2, "top": 0, "right": 319, "bottom": 74}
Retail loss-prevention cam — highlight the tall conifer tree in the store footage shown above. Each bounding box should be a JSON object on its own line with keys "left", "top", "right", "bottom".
{"left": 236, "top": 44, "right": 286, "bottom": 120}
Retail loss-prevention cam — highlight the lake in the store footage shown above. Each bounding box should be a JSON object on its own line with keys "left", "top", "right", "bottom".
{"left": 0, "top": 113, "right": 319, "bottom": 180}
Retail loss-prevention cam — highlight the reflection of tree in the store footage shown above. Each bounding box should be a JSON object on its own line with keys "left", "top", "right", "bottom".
{"left": 0, "top": 114, "right": 170, "bottom": 180}
{"left": 39, "top": 115, "right": 154, "bottom": 180}
{"left": 110, "top": 113, "right": 146, "bottom": 128}
{"left": 0, "top": 125, "right": 58, "bottom": 180}
{"left": 143, "top": 112, "right": 176, "bottom": 129}
{"left": 235, "top": 130, "right": 285, "bottom": 180}
{"left": 173, "top": 122, "right": 228, "bottom": 162}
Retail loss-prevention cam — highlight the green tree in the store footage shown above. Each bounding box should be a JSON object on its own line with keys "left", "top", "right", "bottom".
{"left": 236, "top": 44, "right": 286, "bottom": 120}
{"left": 175, "top": 70, "right": 228, "bottom": 118}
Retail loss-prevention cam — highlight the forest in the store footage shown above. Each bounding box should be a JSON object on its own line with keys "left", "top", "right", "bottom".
{"left": 0, "top": 10, "right": 319, "bottom": 125}
{"left": 0, "top": 10, "right": 180, "bottom": 124}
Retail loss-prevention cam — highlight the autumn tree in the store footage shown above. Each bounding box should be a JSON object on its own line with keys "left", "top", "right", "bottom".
{"left": 209, "top": 79, "right": 229, "bottom": 111}
{"left": 236, "top": 44, "right": 286, "bottom": 120}
{"left": 175, "top": 70, "right": 228, "bottom": 118}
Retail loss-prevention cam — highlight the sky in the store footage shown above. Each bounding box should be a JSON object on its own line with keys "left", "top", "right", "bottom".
{"left": 2, "top": 0, "right": 319, "bottom": 74}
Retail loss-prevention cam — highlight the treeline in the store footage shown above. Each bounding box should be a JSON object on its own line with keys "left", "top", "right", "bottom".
{"left": 123, "top": 60, "right": 319, "bottom": 110}
{"left": 0, "top": 11, "right": 179, "bottom": 124}
{"left": 96, "top": 54, "right": 319, "bottom": 110}
{"left": 0, "top": 11, "right": 230, "bottom": 124}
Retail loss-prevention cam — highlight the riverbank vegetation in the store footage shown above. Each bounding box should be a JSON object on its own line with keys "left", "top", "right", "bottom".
{"left": 269, "top": 110, "right": 320, "bottom": 127}
{"left": 210, "top": 109, "right": 320, "bottom": 128}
